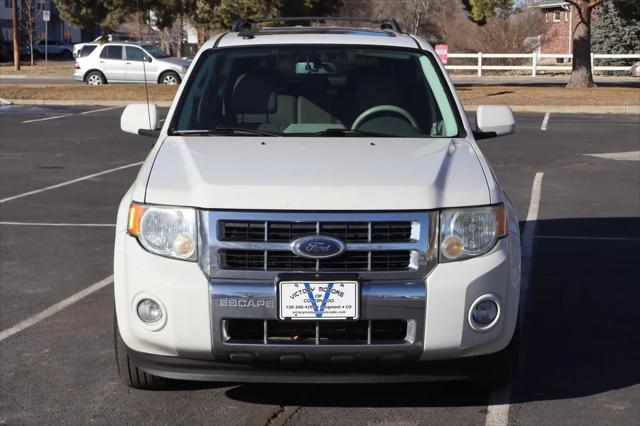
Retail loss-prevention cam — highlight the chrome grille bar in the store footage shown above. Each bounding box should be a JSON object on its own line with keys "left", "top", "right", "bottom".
{"left": 201, "top": 211, "right": 438, "bottom": 280}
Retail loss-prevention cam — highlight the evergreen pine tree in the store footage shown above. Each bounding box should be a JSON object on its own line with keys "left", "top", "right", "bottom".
{"left": 592, "top": 0, "right": 640, "bottom": 67}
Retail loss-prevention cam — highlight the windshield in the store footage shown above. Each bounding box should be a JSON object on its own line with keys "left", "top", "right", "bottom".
{"left": 171, "top": 45, "right": 460, "bottom": 138}
{"left": 144, "top": 46, "right": 170, "bottom": 59}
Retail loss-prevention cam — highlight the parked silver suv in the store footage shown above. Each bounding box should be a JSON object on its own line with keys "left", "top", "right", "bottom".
{"left": 74, "top": 42, "right": 190, "bottom": 85}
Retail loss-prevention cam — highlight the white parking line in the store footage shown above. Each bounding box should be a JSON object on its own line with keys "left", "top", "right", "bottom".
{"left": 485, "top": 172, "right": 544, "bottom": 426}
{"left": 22, "top": 115, "right": 70, "bottom": 124}
{"left": 0, "top": 275, "right": 113, "bottom": 342}
{"left": 80, "top": 106, "right": 123, "bottom": 115}
{"left": 540, "top": 112, "right": 550, "bottom": 131}
{"left": 0, "top": 222, "right": 115, "bottom": 227}
{"left": 0, "top": 161, "right": 143, "bottom": 204}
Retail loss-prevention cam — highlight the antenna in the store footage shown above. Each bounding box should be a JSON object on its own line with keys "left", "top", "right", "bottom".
{"left": 136, "top": 0, "right": 152, "bottom": 132}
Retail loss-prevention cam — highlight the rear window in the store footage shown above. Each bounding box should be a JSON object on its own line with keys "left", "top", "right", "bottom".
{"left": 78, "top": 45, "right": 97, "bottom": 58}
{"left": 100, "top": 45, "right": 123, "bottom": 60}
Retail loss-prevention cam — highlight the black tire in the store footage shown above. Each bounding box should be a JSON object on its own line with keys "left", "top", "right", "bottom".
{"left": 85, "top": 70, "right": 106, "bottom": 85}
{"left": 61, "top": 50, "right": 73, "bottom": 60}
{"left": 159, "top": 71, "right": 181, "bottom": 85}
{"left": 114, "top": 314, "right": 172, "bottom": 390}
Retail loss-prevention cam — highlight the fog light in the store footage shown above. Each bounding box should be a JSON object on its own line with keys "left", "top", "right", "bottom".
{"left": 137, "top": 299, "right": 163, "bottom": 323}
{"left": 469, "top": 295, "right": 500, "bottom": 331}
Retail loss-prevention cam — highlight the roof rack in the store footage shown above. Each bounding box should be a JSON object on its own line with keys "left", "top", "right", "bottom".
{"left": 231, "top": 17, "right": 403, "bottom": 34}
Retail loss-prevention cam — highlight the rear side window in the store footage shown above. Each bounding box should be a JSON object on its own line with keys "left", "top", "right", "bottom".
{"left": 100, "top": 46, "right": 123, "bottom": 60}
{"left": 79, "top": 45, "right": 97, "bottom": 58}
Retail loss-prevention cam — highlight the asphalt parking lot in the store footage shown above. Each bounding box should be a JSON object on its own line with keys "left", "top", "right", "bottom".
{"left": 0, "top": 105, "right": 638, "bottom": 425}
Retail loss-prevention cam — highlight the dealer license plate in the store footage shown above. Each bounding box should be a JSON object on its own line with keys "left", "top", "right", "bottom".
{"left": 278, "top": 281, "right": 359, "bottom": 320}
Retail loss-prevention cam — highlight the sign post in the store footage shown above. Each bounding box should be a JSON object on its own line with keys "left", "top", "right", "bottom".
{"left": 435, "top": 44, "right": 448, "bottom": 65}
{"left": 43, "top": 10, "right": 50, "bottom": 71}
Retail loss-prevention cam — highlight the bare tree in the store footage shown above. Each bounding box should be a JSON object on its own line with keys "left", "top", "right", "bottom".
{"left": 20, "top": 0, "right": 41, "bottom": 66}
{"left": 565, "top": 0, "right": 602, "bottom": 87}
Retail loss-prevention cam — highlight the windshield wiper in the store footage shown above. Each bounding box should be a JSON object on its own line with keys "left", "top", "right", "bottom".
{"left": 170, "top": 127, "right": 279, "bottom": 136}
{"left": 311, "top": 128, "right": 390, "bottom": 137}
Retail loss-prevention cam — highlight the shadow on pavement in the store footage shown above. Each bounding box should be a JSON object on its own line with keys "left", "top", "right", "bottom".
{"left": 190, "top": 217, "right": 640, "bottom": 408}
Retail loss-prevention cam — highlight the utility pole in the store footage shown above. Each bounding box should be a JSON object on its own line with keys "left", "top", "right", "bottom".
{"left": 12, "top": 0, "right": 20, "bottom": 71}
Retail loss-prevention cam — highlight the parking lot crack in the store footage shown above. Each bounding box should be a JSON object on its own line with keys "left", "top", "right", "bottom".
{"left": 266, "top": 405, "right": 301, "bottom": 426}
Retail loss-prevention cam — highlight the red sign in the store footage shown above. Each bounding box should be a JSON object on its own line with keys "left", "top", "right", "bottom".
{"left": 435, "top": 44, "right": 448, "bottom": 64}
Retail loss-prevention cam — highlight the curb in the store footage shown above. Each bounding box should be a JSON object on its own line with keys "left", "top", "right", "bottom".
{"left": 464, "top": 105, "right": 640, "bottom": 114}
{"left": 5, "top": 99, "right": 173, "bottom": 107}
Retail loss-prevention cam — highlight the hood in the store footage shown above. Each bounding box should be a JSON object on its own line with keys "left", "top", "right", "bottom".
{"left": 144, "top": 136, "right": 491, "bottom": 210}
{"left": 158, "top": 57, "right": 190, "bottom": 67}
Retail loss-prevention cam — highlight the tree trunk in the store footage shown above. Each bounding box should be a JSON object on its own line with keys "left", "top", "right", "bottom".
{"left": 176, "top": 15, "right": 183, "bottom": 58}
{"left": 567, "top": 2, "right": 595, "bottom": 88}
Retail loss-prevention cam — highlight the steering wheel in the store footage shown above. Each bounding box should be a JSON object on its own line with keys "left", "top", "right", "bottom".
{"left": 351, "top": 105, "right": 419, "bottom": 130}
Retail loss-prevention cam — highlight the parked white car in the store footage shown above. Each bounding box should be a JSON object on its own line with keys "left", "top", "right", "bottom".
{"left": 114, "top": 17, "right": 521, "bottom": 389}
{"left": 74, "top": 42, "right": 190, "bottom": 85}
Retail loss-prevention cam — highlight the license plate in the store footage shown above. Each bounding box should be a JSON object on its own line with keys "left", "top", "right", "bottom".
{"left": 278, "top": 280, "right": 359, "bottom": 320}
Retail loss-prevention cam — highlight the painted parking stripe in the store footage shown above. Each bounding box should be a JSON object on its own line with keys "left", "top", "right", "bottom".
{"left": 80, "top": 106, "right": 123, "bottom": 115}
{"left": 540, "top": 112, "right": 550, "bottom": 131}
{"left": 583, "top": 151, "right": 640, "bottom": 161}
{"left": 22, "top": 114, "right": 70, "bottom": 123}
{"left": 0, "top": 161, "right": 143, "bottom": 204}
{"left": 485, "top": 172, "right": 544, "bottom": 426}
{"left": 0, "top": 275, "right": 113, "bottom": 342}
{"left": 0, "top": 222, "right": 115, "bottom": 227}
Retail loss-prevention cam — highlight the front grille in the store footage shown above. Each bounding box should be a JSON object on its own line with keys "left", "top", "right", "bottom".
{"left": 225, "top": 319, "right": 408, "bottom": 345}
{"left": 220, "top": 220, "right": 414, "bottom": 243}
{"left": 219, "top": 250, "right": 412, "bottom": 271}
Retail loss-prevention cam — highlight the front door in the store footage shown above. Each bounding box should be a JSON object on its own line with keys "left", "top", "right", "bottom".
{"left": 124, "top": 46, "right": 156, "bottom": 82}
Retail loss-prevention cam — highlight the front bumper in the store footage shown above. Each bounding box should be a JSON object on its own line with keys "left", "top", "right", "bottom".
{"left": 126, "top": 343, "right": 504, "bottom": 383}
{"left": 114, "top": 198, "right": 521, "bottom": 380}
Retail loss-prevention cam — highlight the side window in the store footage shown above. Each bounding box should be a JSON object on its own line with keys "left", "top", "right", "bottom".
{"left": 100, "top": 46, "right": 123, "bottom": 60}
{"left": 125, "top": 46, "right": 146, "bottom": 62}
{"left": 79, "top": 45, "right": 97, "bottom": 58}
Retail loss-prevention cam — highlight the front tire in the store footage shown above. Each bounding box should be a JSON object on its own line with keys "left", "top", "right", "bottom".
{"left": 114, "top": 314, "right": 171, "bottom": 390}
{"left": 85, "top": 70, "right": 106, "bottom": 85}
{"left": 160, "top": 71, "right": 181, "bottom": 85}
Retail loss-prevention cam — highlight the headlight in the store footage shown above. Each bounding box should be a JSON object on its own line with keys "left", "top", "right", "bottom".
{"left": 439, "top": 204, "right": 507, "bottom": 262}
{"left": 127, "top": 203, "right": 197, "bottom": 261}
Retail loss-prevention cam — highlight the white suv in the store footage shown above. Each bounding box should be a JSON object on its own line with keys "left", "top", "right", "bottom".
{"left": 115, "top": 18, "right": 521, "bottom": 389}
{"left": 74, "top": 42, "right": 190, "bottom": 85}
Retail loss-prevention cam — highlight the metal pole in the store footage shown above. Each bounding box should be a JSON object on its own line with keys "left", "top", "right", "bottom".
{"left": 45, "top": 20, "right": 48, "bottom": 71}
{"left": 11, "top": 0, "right": 20, "bottom": 71}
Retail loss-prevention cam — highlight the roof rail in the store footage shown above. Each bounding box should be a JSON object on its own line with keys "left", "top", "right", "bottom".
{"left": 231, "top": 17, "right": 403, "bottom": 34}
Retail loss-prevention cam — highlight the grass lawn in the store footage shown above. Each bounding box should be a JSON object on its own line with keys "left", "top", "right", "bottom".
{"left": 0, "top": 61, "right": 75, "bottom": 76}
{"left": 1, "top": 83, "right": 639, "bottom": 107}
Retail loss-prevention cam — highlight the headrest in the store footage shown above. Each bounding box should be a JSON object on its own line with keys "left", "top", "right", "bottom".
{"left": 231, "top": 71, "right": 281, "bottom": 114}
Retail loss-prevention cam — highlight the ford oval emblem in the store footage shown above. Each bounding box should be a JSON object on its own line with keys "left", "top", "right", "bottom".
{"left": 291, "top": 235, "right": 346, "bottom": 259}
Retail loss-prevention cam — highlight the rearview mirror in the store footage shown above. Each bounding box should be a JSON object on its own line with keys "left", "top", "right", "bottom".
{"left": 121, "top": 103, "right": 159, "bottom": 137}
{"left": 474, "top": 105, "right": 515, "bottom": 140}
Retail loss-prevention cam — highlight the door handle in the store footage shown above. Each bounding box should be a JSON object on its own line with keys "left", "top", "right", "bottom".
{"left": 125, "top": 62, "right": 131, "bottom": 64}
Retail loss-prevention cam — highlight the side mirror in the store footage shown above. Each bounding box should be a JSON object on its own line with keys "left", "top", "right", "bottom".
{"left": 474, "top": 105, "right": 515, "bottom": 140}
{"left": 120, "top": 103, "right": 160, "bottom": 137}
